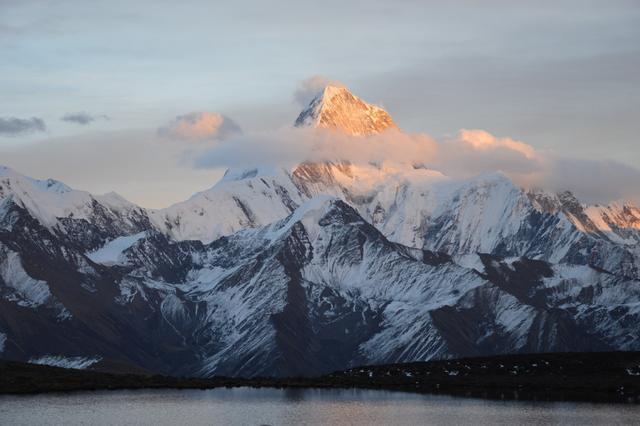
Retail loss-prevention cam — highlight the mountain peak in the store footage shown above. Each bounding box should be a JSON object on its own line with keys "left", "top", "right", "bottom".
{"left": 294, "top": 84, "right": 398, "bottom": 136}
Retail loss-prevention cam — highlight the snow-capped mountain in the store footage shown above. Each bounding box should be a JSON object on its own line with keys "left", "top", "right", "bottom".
{"left": 294, "top": 84, "right": 398, "bottom": 136}
{"left": 0, "top": 165, "right": 152, "bottom": 251}
{"left": 0, "top": 85, "right": 639, "bottom": 377}
{"left": 152, "top": 159, "right": 640, "bottom": 280}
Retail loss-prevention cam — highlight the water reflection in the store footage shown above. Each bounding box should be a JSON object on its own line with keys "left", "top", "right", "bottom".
{"left": 0, "top": 387, "right": 638, "bottom": 426}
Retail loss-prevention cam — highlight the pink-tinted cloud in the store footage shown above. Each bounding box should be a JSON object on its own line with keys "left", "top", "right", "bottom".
{"left": 431, "top": 129, "right": 544, "bottom": 181}
{"left": 195, "top": 126, "right": 437, "bottom": 169}
{"left": 457, "top": 129, "right": 537, "bottom": 159}
{"left": 194, "top": 125, "right": 640, "bottom": 205}
{"left": 158, "top": 112, "right": 241, "bottom": 143}
{"left": 435, "top": 130, "right": 640, "bottom": 204}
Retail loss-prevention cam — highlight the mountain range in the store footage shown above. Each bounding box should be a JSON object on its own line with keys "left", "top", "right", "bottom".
{"left": 1, "top": 85, "right": 639, "bottom": 377}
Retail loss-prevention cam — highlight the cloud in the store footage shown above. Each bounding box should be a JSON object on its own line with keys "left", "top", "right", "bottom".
{"left": 529, "top": 158, "right": 640, "bottom": 205}
{"left": 158, "top": 112, "right": 241, "bottom": 143}
{"left": 435, "top": 130, "right": 640, "bottom": 204}
{"left": 0, "top": 129, "right": 225, "bottom": 209}
{"left": 432, "top": 129, "right": 544, "bottom": 180}
{"left": 293, "top": 76, "right": 346, "bottom": 107}
{"left": 0, "top": 117, "right": 46, "bottom": 136}
{"left": 61, "top": 112, "right": 109, "bottom": 125}
{"left": 456, "top": 129, "right": 537, "bottom": 159}
{"left": 2, "top": 123, "right": 638, "bottom": 209}
{"left": 425, "top": 130, "right": 640, "bottom": 204}
{"left": 194, "top": 125, "right": 640, "bottom": 205}
{"left": 194, "top": 126, "right": 437, "bottom": 170}
{"left": 194, "top": 126, "right": 535, "bottom": 178}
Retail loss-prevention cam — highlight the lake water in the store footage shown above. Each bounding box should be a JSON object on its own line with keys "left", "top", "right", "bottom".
{"left": 0, "top": 387, "right": 638, "bottom": 426}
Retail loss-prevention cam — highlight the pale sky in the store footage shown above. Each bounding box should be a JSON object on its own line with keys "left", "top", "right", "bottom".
{"left": 1, "top": 0, "right": 639, "bottom": 207}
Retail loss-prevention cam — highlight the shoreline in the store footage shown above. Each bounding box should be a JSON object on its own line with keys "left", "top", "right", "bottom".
{"left": 2, "top": 352, "right": 639, "bottom": 404}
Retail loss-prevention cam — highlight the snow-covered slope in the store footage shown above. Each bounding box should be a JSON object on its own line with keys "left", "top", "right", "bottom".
{"left": 2, "top": 195, "right": 637, "bottom": 377}
{"left": 151, "top": 156, "right": 640, "bottom": 280}
{"left": 86, "top": 231, "right": 148, "bottom": 265}
{"left": 0, "top": 165, "right": 152, "bottom": 250}
{"left": 530, "top": 191, "right": 640, "bottom": 245}
{"left": 149, "top": 167, "right": 304, "bottom": 243}
{"left": 0, "top": 166, "right": 135, "bottom": 227}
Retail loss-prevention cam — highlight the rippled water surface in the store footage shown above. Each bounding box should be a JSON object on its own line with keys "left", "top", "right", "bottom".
{"left": 1, "top": 387, "right": 639, "bottom": 425}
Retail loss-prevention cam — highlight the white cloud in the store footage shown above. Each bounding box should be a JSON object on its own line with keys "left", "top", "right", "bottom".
{"left": 528, "top": 158, "right": 640, "bottom": 205}
{"left": 157, "top": 112, "right": 241, "bottom": 143}
{"left": 293, "top": 75, "right": 346, "bottom": 107}
{"left": 436, "top": 130, "right": 640, "bottom": 204}
{"left": 195, "top": 126, "right": 437, "bottom": 169}
{"left": 2, "top": 118, "right": 637, "bottom": 208}
{"left": 0, "top": 129, "right": 225, "bottom": 208}
{"left": 195, "top": 125, "right": 640, "bottom": 205}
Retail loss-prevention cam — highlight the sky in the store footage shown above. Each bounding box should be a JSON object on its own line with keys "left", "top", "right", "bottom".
{"left": 1, "top": 0, "right": 639, "bottom": 208}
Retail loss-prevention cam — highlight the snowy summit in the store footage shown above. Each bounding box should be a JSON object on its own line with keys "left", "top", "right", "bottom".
{"left": 294, "top": 84, "right": 398, "bottom": 136}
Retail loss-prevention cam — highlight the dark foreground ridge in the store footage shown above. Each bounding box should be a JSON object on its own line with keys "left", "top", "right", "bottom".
{"left": 2, "top": 352, "right": 639, "bottom": 403}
